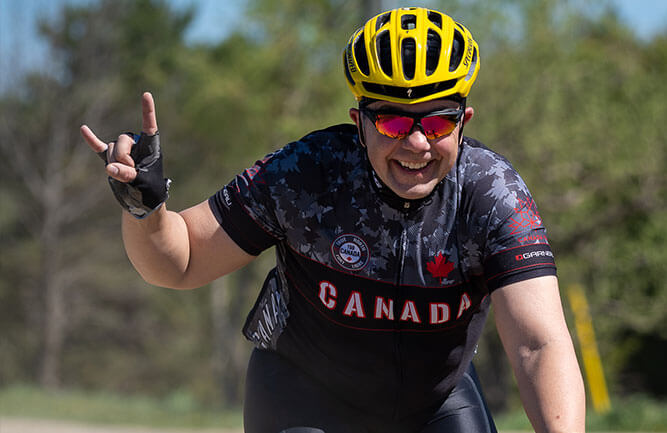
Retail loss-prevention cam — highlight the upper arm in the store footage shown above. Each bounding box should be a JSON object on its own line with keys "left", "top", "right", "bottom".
{"left": 491, "top": 275, "right": 572, "bottom": 360}
{"left": 178, "top": 200, "right": 256, "bottom": 289}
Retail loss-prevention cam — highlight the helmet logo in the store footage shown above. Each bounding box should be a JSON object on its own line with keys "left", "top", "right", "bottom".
{"left": 346, "top": 44, "right": 357, "bottom": 73}
{"left": 463, "top": 36, "right": 474, "bottom": 67}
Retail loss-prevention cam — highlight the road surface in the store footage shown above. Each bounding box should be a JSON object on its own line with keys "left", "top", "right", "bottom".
{"left": 0, "top": 417, "right": 242, "bottom": 433}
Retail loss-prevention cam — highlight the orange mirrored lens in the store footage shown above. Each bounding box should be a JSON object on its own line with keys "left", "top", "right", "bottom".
{"left": 421, "top": 115, "right": 457, "bottom": 139}
{"left": 375, "top": 115, "right": 414, "bottom": 138}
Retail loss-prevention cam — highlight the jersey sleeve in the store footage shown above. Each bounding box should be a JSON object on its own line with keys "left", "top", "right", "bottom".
{"left": 482, "top": 193, "right": 556, "bottom": 291}
{"left": 208, "top": 153, "right": 285, "bottom": 256}
{"left": 462, "top": 142, "right": 557, "bottom": 291}
{"left": 207, "top": 126, "right": 349, "bottom": 257}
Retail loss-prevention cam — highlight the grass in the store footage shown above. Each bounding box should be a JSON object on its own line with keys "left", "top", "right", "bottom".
{"left": 1, "top": 385, "right": 666, "bottom": 431}
{"left": 0, "top": 385, "right": 242, "bottom": 429}
{"left": 494, "top": 394, "right": 667, "bottom": 432}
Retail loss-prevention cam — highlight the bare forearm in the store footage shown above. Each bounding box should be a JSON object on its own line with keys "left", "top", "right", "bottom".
{"left": 493, "top": 277, "right": 586, "bottom": 432}
{"left": 513, "top": 339, "right": 586, "bottom": 433}
{"left": 121, "top": 205, "right": 192, "bottom": 288}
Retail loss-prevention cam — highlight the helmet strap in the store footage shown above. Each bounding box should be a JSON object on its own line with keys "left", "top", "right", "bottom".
{"left": 457, "top": 98, "right": 467, "bottom": 146}
{"left": 358, "top": 123, "right": 367, "bottom": 147}
{"left": 356, "top": 101, "right": 371, "bottom": 148}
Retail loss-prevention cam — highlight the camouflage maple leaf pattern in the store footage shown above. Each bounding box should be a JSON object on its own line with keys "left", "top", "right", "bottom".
{"left": 426, "top": 252, "right": 455, "bottom": 284}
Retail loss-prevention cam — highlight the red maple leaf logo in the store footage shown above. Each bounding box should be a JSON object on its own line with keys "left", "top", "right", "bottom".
{"left": 426, "top": 252, "right": 455, "bottom": 284}
{"left": 508, "top": 198, "right": 542, "bottom": 235}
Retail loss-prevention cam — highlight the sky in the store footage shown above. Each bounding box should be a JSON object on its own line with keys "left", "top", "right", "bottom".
{"left": 1, "top": 0, "right": 667, "bottom": 91}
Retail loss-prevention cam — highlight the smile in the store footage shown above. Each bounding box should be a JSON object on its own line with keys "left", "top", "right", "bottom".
{"left": 397, "top": 160, "right": 430, "bottom": 170}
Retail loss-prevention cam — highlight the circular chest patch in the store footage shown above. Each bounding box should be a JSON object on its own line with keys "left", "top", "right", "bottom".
{"left": 331, "top": 234, "right": 370, "bottom": 271}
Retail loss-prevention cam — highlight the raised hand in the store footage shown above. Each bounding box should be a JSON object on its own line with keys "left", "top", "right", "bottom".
{"left": 80, "top": 92, "right": 170, "bottom": 218}
{"left": 81, "top": 92, "right": 158, "bottom": 183}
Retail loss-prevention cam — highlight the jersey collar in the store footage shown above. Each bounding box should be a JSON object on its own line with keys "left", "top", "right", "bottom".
{"left": 365, "top": 159, "right": 436, "bottom": 213}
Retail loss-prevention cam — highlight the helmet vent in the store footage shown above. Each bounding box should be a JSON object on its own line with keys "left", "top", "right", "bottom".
{"left": 354, "top": 32, "right": 370, "bottom": 76}
{"left": 401, "top": 14, "right": 417, "bottom": 30}
{"left": 377, "top": 31, "right": 393, "bottom": 77}
{"left": 362, "top": 79, "right": 457, "bottom": 100}
{"left": 449, "top": 29, "right": 465, "bottom": 72}
{"left": 428, "top": 11, "right": 442, "bottom": 28}
{"left": 376, "top": 12, "right": 391, "bottom": 31}
{"left": 401, "top": 38, "right": 416, "bottom": 80}
{"left": 426, "top": 30, "right": 441, "bottom": 76}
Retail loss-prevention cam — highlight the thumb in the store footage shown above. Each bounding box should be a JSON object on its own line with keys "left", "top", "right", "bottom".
{"left": 106, "top": 162, "right": 137, "bottom": 183}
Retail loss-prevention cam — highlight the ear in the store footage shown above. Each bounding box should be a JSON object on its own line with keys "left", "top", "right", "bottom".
{"left": 349, "top": 107, "right": 361, "bottom": 127}
{"left": 463, "top": 106, "right": 474, "bottom": 125}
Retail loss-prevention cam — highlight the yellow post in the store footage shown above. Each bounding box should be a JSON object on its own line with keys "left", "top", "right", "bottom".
{"left": 567, "top": 283, "right": 611, "bottom": 413}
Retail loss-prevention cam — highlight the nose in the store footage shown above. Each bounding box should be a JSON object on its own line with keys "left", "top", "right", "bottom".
{"left": 403, "top": 127, "right": 430, "bottom": 152}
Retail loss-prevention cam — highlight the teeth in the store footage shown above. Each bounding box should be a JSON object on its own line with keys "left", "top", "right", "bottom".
{"left": 398, "top": 160, "right": 428, "bottom": 170}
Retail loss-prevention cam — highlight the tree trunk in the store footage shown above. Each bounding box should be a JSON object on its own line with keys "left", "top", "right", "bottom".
{"left": 39, "top": 276, "right": 66, "bottom": 388}
{"left": 37, "top": 120, "right": 68, "bottom": 389}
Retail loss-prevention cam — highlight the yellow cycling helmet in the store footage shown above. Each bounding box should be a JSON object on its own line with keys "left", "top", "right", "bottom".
{"left": 343, "top": 7, "right": 480, "bottom": 104}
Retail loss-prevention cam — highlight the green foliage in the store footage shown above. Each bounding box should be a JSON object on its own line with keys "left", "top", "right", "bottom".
{"left": 466, "top": 0, "right": 666, "bottom": 399}
{"left": 495, "top": 394, "right": 667, "bottom": 431}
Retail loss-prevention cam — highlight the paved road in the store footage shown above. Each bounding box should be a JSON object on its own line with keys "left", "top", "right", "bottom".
{"left": 0, "top": 417, "right": 242, "bottom": 433}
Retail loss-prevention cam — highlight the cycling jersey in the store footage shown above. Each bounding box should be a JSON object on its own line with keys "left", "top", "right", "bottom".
{"left": 209, "top": 124, "right": 556, "bottom": 426}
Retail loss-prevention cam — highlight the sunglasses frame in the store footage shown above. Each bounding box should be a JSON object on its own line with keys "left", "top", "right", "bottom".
{"left": 360, "top": 106, "right": 465, "bottom": 140}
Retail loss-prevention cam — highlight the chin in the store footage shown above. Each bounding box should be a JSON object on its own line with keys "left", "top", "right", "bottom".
{"left": 394, "top": 184, "right": 436, "bottom": 200}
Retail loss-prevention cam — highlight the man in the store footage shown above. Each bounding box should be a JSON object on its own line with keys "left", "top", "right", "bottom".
{"left": 81, "top": 7, "right": 585, "bottom": 433}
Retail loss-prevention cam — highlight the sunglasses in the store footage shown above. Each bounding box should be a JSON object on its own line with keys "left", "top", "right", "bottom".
{"left": 361, "top": 106, "right": 464, "bottom": 140}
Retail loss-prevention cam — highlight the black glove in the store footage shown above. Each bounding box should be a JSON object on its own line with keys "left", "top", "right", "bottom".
{"left": 98, "top": 132, "right": 171, "bottom": 219}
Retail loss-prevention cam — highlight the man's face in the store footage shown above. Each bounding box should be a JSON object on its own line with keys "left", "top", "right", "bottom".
{"left": 350, "top": 99, "right": 474, "bottom": 200}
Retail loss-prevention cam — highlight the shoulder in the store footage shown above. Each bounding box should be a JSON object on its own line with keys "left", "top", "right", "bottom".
{"left": 239, "top": 124, "right": 361, "bottom": 198}
{"left": 456, "top": 136, "right": 538, "bottom": 229}
{"left": 284, "top": 123, "right": 358, "bottom": 156}
{"left": 261, "top": 124, "right": 359, "bottom": 173}
{"left": 303, "top": 123, "right": 359, "bottom": 142}
{"left": 455, "top": 138, "right": 552, "bottom": 267}
{"left": 458, "top": 136, "right": 530, "bottom": 201}
{"left": 458, "top": 137, "right": 516, "bottom": 181}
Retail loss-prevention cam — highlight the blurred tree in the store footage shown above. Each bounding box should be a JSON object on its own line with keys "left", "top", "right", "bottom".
{"left": 0, "top": 11, "right": 126, "bottom": 388}
{"left": 467, "top": 0, "right": 666, "bottom": 401}
{"left": 0, "top": 0, "right": 195, "bottom": 390}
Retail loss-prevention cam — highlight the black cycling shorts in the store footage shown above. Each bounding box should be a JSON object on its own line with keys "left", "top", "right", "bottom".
{"left": 244, "top": 349, "right": 497, "bottom": 433}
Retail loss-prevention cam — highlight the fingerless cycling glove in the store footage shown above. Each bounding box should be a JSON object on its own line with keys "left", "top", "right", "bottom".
{"left": 98, "top": 132, "right": 171, "bottom": 219}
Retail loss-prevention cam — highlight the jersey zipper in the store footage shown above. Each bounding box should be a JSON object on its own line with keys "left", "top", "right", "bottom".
{"left": 392, "top": 226, "right": 408, "bottom": 419}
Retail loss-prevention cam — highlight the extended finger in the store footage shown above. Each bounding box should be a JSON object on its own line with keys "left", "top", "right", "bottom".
{"left": 111, "top": 134, "right": 136, "bottom": 167}
{"left": 141, "top": 92, "right": 158, "bottom": 135}
{"left": 106, "top": 162, "right": 137, "bottom": 183}
{"left": 80, "top": 125, "right": 109, "bottom": 153}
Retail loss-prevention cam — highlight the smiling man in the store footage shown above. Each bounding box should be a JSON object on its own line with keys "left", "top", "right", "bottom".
{"left": 349, "top": 98, "right": 471, "bottom": 200}
{"left": 82, "top": 7, "right": 585, "bottom": 433}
